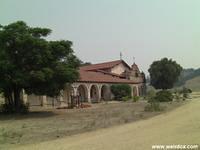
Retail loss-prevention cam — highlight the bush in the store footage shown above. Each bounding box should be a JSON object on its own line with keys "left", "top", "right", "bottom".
{"left": 132, "top": 96, "right": 140, "bottom": 102}
{"left": 180, "top": 87, "right": 192, "bottom": 99}
{"left": 111, "top": 84, "right": 131, "bottom": 100}
{"left": 146, "top": 89, "right": 156, "bottom": 102}
{"left": 122, "top": 96, "right": 130, "bottom": 102}
{"left": 144, "top": 90, "right": 163, "bottom": 111}
{"left": 155, "top": 90, "right": 173, "bottom": 102}
{"left": 0, "top": 102, "right": 29, "bottom": 114}
{"left": 145, "top": 90, "right": 172, "bottom": 111}
{"left": 144, "top": 102, "right": 162, "bottom": 111}
{"left": 174, "top": 92, "right": 181, "bottom": 102}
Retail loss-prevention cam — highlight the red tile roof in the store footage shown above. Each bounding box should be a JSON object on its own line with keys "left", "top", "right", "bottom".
{"left": 78, "top": 60, "right": 142, "bottom": 84}
{"left": 80, "top": 60, "right": 130, "bottom": 71}
{"left": 95, "top": 70, "right": 125, "bottom": 78}
{"left": 78, "top": 70, "right": 140, "bottom": 84}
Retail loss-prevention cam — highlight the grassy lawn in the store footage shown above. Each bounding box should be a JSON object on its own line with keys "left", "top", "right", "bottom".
{"left": 0, "top": 100, "right": 185, "bottom": 149}
{"left": 12, "top": 95, "right": 200, "bottom": 150}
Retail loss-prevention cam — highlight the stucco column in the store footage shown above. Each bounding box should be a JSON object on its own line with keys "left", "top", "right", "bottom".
{"left": 130, "top": 85, "right": 134, "bottom": 97}
{"left": 64, "top": 88, "right": 71, "bottom": 107}
{"left": 85, "top": 84, "right": 91, "bottom": 103}
{"left": 98, "top": 85, "right": 102, "bottom": 102}
{"left": 136, "top": 86, "right": 139, "bottom": 96}
{"left": 87, "top": 90, "right": 91, "bottom": 103}
{"left": 20, "top": 90, "right": 28, "bottom": 104}
{"left": 40, "top": 96, "right": 47, "bottom": 107}
{"left": 59, "top": 90, "right": 67, "bottom": 107}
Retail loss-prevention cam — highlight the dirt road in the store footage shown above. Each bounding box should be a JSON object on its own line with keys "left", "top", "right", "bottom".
{"left": 15, "top": 98, "right": 200, "bottom": 150}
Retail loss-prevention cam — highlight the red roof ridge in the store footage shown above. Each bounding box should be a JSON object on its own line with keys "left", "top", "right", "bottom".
{"left": 78, "top": 69, "right": 142, "bottom": 84}
{"left": 80, "top": 59, "right": 131, "bottom": 71}
{"left": 85, "top": 60, "right": 122, "bottom": 66}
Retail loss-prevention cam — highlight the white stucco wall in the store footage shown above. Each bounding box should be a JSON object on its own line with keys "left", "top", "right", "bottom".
{"left": 27, "top": 94, "right": 41, "bottom": 106}
{"left": 111, "top": 63, "right": 128, "bottom": 75}
{"left": 23, "top": 81, "right": 144, "bottom": 107}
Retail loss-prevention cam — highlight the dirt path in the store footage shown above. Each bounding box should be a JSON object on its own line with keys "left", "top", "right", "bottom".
{"left": 14, "top": 98, "right": 200, "bottom": 150}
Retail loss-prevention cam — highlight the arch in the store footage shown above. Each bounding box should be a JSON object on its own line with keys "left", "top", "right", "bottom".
{"left": 101, "top": 85, "right": 110, "bottom": 101}
{"left": 90, "top": 85, "right": 99, "bottom": 103}
{"left": 77, "top": 84, "right": 88, "bottom": 102}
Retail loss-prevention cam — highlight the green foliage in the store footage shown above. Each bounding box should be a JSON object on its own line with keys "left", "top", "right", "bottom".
{"left": 132, "top": 96, "right": 140, "bottom": 102}
{"left": 0, "top": 21, "right": 80, "bottom": 113}
{"left": 174, "top": 91, "right": 181, "bottom": 102}
{"left": 155, "top": 90, "right": 173, "bottom": 102}
{"left": 146, "top": 88, "right": 156, "bottom": 102}
{"left": 180, "top": 87, "right": 192, "bottom": 99}
{"left": 144, "top": 102, "right": 162, "bottom": 112}
{"left": 148, "top": 58, "right": 182, "bottom": 89}
{"left": 145, "top": 90, "right": 163, "bottom": 111}
{"left": 145, "top": 90, "right": 170, "bottom": 111}
{"left": 111, "top": 84, "right": 131, "bottom": 100}
{"left": 173, "top": 87, "right": 192, "bottom": 101}
{"left": 122, "top": 96, "right": 130, "bottom": 102}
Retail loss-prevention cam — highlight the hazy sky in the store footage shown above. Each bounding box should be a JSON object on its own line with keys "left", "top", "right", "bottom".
{"left": 0, "top": 0, "right": 200, "bottom": 73}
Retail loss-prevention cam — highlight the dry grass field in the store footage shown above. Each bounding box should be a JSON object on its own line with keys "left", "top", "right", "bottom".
{"left": 0, "top": 100, "right": 184, "bottom": 150}
{"left": 183, "top": 76, "right": 200, "bottom": 92}
{"left": 13, "top": 95, "right": 200, "bottom": 150}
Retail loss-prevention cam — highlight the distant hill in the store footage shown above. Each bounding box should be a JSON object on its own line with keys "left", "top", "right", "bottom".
{"left": 184, "top": 76, "right": 200, "bottom": 92}
{"left": 175, "top": 68, "right": 200, "bottom": 91}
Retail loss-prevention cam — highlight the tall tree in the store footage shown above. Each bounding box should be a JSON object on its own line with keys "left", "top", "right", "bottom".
{"left": 148, "top": 58, "right": 182, "bottom": 89}
{"left": 0, "top": 21, "right": 80, "bottom": 113}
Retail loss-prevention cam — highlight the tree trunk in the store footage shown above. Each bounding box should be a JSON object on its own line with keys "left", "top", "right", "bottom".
{"left": 4, "top": 88, "right": 14, "bottom": 107}
{"left": 13, "top": 86, "right": 22, "bottom": 113}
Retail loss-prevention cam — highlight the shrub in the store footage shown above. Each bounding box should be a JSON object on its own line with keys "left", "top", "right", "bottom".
{"left": 111, "top": 84, "right": 131, "bottom": 100}
{"left": 132, "top": 96, "right": 140, "bottom": 102}
{"left": 144, "top": 102, "right": 162, "bottom": 111}
{"left": 174, "top": 92, "right": 181, "bottom": 102}
{"left": 144, "top": 90, "right": 163, "bottom": 111}
{"left": 155, "top": 90, "right": 173, "bottom": 102}
{"left": 145, "top": 90, "right": 173, "bottom": 111}
{"left": 145, "top": 95, "right": 163, "bottom": 111}
{"left": 146, "top": 89, "right": 156, "bottom": 102}
{"left": 122, "top": 96, "right": 130, "bottom": 102}
{"left": 180, "top": 87, "right": 192, "bottom": 99}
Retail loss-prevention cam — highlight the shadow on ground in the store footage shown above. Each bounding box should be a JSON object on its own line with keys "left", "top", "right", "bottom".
{"left": 0, "top": 111, "right": 57, "bottom": 121}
